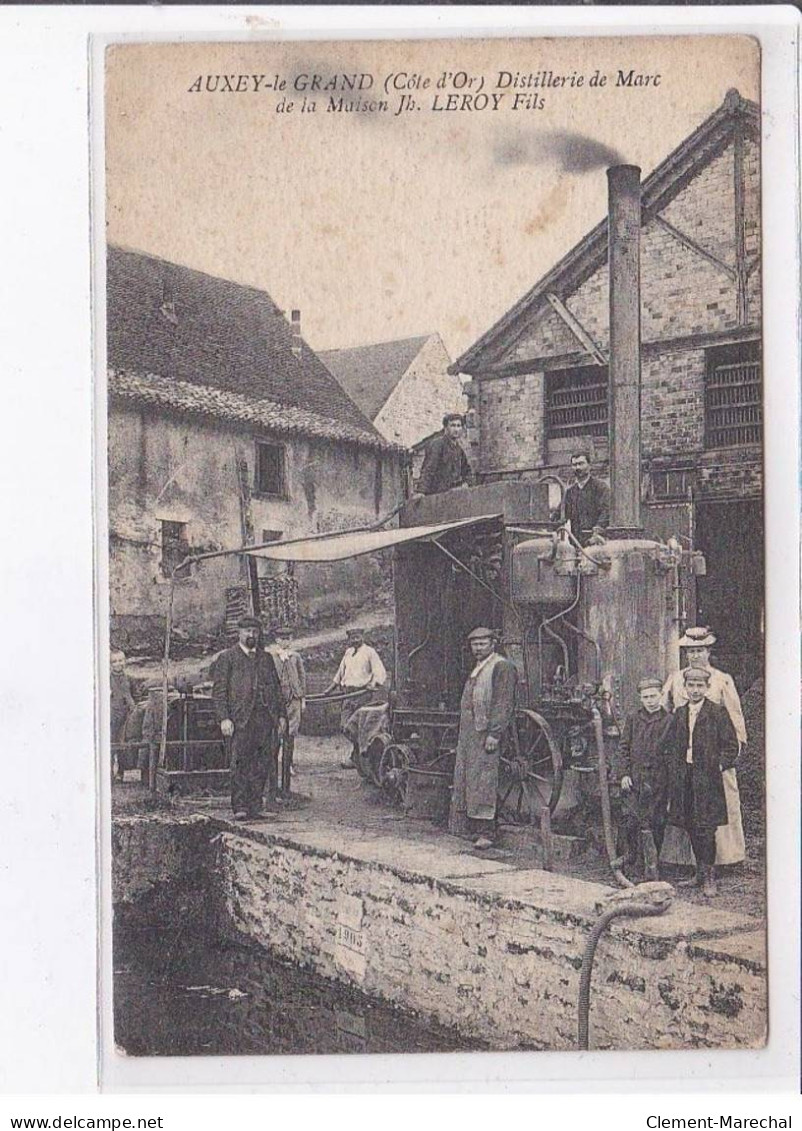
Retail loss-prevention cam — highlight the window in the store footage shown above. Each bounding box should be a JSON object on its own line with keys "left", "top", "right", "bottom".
{"left": 255, "top": 441, "right": 287, "bottom": 496}
{"left": 705, "top": 342, "right": 762, "bottom": 449}
{"left": 261, "top": 529, "right": 283, "bottom": 544}
{"left": 160, "top": 520, "right": 189, "bottom": 577}
{"left": 648, "top": 467, "right": 696, "bottom": 501}
{"left": 545, "top": 365, "right": 609, "bottom": 440}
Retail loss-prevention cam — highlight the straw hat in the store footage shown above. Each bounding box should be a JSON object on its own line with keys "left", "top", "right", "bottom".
{"left": 678, "top": 626, "right": 716, "bottom": 648}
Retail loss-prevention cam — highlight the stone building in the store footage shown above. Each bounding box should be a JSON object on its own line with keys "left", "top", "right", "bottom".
{"left": 320, "top": 333, "right": 464, "bottom": 449}
{"left": 107, "top": 247, "right": 402, "bottom": 648}
{"left": 453, "top": 91, "right": 762, "bottom": 682}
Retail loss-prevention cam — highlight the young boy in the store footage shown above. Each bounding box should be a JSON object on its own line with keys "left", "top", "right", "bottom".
{"left": 663, "top": 666, "right": 739, "bottom": 897}
{"left": 618, "top": 677, "right": 673, "bottom": 880}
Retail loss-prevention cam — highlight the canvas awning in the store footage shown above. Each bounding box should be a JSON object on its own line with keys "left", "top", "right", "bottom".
{"left": 193, "top": 514, "right": 502, "bottom": 565}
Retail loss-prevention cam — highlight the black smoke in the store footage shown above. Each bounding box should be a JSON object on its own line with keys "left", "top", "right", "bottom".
{"left": 494, "top": 129, "right": 625, "bottom": 173}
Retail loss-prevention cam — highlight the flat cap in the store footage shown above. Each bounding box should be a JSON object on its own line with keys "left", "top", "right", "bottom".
{"left": 637, "top": 677, "right": 663, "bottom": 692}
{"left": 682, "top": 665, "right": 711, "bottom": 683}
{"left": 467, "top": 626, "right": 497, "bottom": 641}
{"left": 237, "top": 616, "right": 262, "bottom": 630}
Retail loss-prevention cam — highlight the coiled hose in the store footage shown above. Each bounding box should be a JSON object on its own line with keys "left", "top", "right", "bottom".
{"left": 577, "top": 890, "right": 673, "bottom": 1050}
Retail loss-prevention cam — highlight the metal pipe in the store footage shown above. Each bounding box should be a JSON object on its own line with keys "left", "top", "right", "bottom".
{"left": 607, "top": 164, "right": 643, "bottom": 535}
{"left": 591, "top": 705, "right": 632, "bottom": 889}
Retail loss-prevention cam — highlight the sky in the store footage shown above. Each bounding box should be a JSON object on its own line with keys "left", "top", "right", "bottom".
{"left": 106, "top": 36, "right": 759, "bottom": 362}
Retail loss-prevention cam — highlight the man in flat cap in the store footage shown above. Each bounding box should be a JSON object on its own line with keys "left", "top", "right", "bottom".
{"left": 213, "top": 616, "right": 286, "bottom": 820}
{"left": 617, "top": 676, "right": 673, "bottom": 880}
{"left": 662, "top": 626, "right": 746, "bottom": 866}
{"left": 449, "top": 626, "right": 518, "bottom": 849}
{"left": 416, "top": 414, "right": 472, "bottom": 497}
{"left": 661, "top": 666, "right": 739, "bottom": 897}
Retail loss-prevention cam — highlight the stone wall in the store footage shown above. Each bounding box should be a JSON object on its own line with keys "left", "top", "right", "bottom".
{"left": 214, "top": 829, "right": 766, "bottom": 1052}
{"left": 108, "top": 404, "right": 401, "bottom": 642}
{"left": 112, "top": 815, "right": 766, "bottom": 1052}
{"left": 374, "top": 335, "right": 464, "bottom": 449}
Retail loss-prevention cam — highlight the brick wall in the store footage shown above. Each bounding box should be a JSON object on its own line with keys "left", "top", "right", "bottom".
{"left": 479, "top": 371, "right": 545, "bottom": 473}
{"left": 472, "top": 131, "right": 761, "bottom": 504}
{"left": 642, "top": 349, "right": 706, "bottom": 458}
{"left": 660, "top": 145, "right": 735, "bottom": 266}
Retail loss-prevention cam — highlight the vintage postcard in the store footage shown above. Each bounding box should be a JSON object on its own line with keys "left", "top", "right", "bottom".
{"left": 102, "top": 34, "right": 766, "bottom": 1062}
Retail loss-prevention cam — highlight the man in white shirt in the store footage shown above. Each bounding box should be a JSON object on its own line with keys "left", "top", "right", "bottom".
{"left": 325, "top": 628, "right": 388, "bottom": 769}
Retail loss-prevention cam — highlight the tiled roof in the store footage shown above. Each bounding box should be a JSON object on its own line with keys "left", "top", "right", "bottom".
{"left": 455, "top": 90, "right": 760, "bottom": 373}
{"left": 320, "top": 334, "right": 432, "bottom": 421}
{"left": 109, "top": 368, "right": 398, "bottom": 451}
{"left": 107, "top": 245, "right": 382, "bottom": 440}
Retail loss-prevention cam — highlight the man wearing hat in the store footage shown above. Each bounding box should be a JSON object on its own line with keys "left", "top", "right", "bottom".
{"left": 324, "top": 627, "right": 387, "bottom": 770}
{"left": 617, "top": 677, "right": 673, "bottom": 881}
{"left": 662, "top": 626, "right": 746, "bottom": 865}
{"left": 416, "top": 413, "right": 472, "bottom": 497}
{"left": 661, "top": 667, "right": 739, "bottom": 897}
{"left": 449, "top": 626, "right": 517, "bottom": 849}
{"left": 212, "top": 616, "right": 286, "bottom": 820}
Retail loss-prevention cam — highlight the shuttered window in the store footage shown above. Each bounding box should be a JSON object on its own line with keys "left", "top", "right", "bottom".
{"left": 545, "top": 365, "right": 609, "bottom": 440}
{"left": 705, "top": 342, "right": 762, "bottom": 449}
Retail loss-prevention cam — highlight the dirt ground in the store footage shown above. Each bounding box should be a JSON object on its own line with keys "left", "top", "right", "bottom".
{"left": 112, "top": 727, "right": 766, "bottom": 925}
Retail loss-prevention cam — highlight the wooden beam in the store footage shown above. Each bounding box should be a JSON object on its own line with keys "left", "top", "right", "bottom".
{"left": 734, "top": 124, "right": 748, "bottom": 323}
{"left": 653, "top": 214, "right": 737, "bottom": 281}
{"left": 545, "top": 292, "right": 608, "bottom": 366}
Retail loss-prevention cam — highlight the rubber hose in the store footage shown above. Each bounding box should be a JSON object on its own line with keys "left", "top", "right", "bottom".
{"left": 577, "top": 900, "right": 669, "bottom": 1050}
{"left": 591, "top": 705, "right": 632, "bottom": 889}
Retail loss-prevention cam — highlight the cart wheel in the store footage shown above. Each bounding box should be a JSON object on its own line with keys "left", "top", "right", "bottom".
{"left": 498, "top": 710, "right": 563, "bottom": 823}
{"left": 378, "top": 742, "right": 413, "bottom": 806}
{"left": 362, "top": 732, "right": 391, "bottom": 786}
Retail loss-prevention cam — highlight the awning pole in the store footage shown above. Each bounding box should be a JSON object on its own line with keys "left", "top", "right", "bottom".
{"left": 158, "top": 572, "right": 176, "bottom": 791}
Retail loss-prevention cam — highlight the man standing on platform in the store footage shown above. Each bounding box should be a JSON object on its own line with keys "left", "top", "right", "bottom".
{"left": 213, "top": 616, "right": 286, "bottom": 821}
{"left": 416, "top": 413, "right": 472, "bottom": 496}
{"left": 562, "top": 451, "right": 610, "bottom": 546}
{"left": 449, "top": 626, "right": 517, "bottom": 850}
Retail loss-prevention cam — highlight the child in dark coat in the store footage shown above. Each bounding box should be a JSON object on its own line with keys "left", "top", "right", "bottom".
{"left": 618, "top": 677, "right": 673, "bottom": 880}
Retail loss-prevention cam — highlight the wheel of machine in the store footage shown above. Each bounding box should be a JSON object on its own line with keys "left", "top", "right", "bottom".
{"left": 498, "top": 710, "right": 563, "bottom": 823}
{"left": 361, "top": 732, "right": 392, "bottom": 785}
{"left": 378, "top": 742, "right": 414, "bottom": 806}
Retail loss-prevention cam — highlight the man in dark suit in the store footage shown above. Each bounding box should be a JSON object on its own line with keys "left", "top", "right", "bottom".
{"left": 662, "top": 667, "right": 739, "bottom": 897}
{"left": 562, "top": 452, "right": 610, "bottom": 546}
{"left": 416, "top": 414, "right": 472, "bottom": 496}
{"left": 213, "top": 616, "right": 286, "bottom": 820}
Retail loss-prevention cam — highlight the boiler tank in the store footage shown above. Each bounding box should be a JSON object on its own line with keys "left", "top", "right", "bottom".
{"left": 576, "top": 539, "right": 681, "bottom": 719}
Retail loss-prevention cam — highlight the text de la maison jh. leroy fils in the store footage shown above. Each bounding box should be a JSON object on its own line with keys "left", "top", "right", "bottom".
{"left": 187, "top": 68, "right": 662, "bottom": 114}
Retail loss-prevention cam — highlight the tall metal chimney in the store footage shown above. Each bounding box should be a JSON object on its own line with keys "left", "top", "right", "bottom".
{"left": 607, "top": 164, "right": 643, "bottom": 536}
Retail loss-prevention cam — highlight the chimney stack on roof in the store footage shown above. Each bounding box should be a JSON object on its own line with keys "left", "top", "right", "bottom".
{"left": 291, "top": 309, "right": 302, "bottom": 359}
